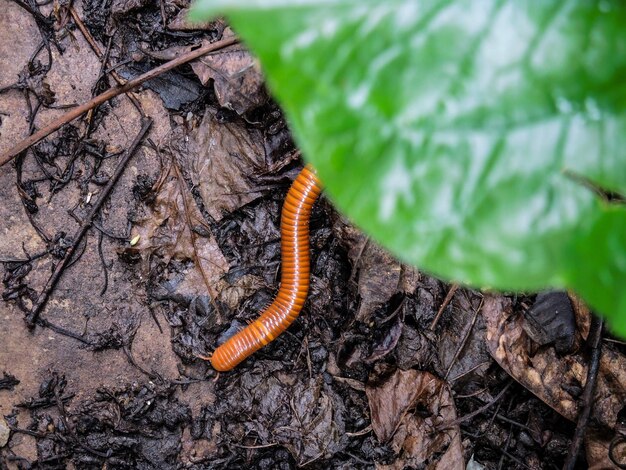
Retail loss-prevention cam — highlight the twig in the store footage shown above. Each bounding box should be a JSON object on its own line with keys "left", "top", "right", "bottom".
{"left": 10, "top": 0, "right": 51, "bottom": 25}
{"left": 36, "top": 318, "right": 91, "bottom": 345}
{"left": 430, "top": 283, "right": 459, "bottom": 330}
{"left": 497, "top": 415, "right": 514, "bottom": 470}
{"left": 25, "top": 119, "right": 152, "bottom": 327}
{"left": 348, "top": 237, "right": 369, "bottom": 285}
{"left": 0, "top": 36, "right": 238, "bottom": 166}
{"left": 123, "top": 344, "right": 158, "bottom": 380}
{"left": 69, "top": 6, "right": 144, "bottom": 115}
{"left": 496, "top": 447, "right": 532, "bottom": 470}
{"left": 97, "top": 230, "right": 109, "bottom": 296}
{"left": 437, "top": 379, "right": 512, "bottom": 431}
{"left": 449, "top": 360, "right": 491, "bottom": 383}
{"left": 562, "top": 315, "right": 604, "bottom": 470}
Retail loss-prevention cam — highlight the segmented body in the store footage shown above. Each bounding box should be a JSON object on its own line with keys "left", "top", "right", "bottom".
{"left": 210, "top": 165, "right": 322, "bottom": 371}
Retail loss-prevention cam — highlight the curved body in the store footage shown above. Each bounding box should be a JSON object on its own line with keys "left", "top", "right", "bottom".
{"left": 210, "top": 165, "right": 322, "bottom": 371}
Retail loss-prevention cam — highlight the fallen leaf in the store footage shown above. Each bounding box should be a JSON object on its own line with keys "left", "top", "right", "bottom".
{"left": 482, "top": 294, "right": 626, "bottom": 465}
{"left": 570, "top": 291, "right": 592, "bottom": 341}
{"left": 120, "top": 66, "right": 202, "bottom": 111}
{"left": 523, "top": 291, "right": 576, "bottom": 354}
{"left": 215, "top": 273, "right": 266, "bottom": 310}
{"left": 366, "top": 369, "right": 463, "bottom": 469}
{"left": 125, "top": 162, "right": 229, "bottom": 299}
{"left": 276, "top": 378, "right": 347, "bottom": 465}
{"left": 585, "top": 428, "right": 626, "bottom": 470}
{"left": 191, "top": 29, "right": 267, "bottom": 115}
{"left": 177, "top": 108, "right": 266, "bottom": 221}
{"left": 335, "top": 222, "right": 415, "bottom": 322}
{"left": 0, "top": 417, "right": 10, "bottom": 447}
{"left": 364, "top": 316, "right": 404, "bottom": 363}
{"left": 395, "top": 325, "right": 438, "bottom": 371}
{"left": 112, "top": 0, "right": 149, "bottom": 16}
{"left": 437, "top": 293, "right": 491, "bottom": 384}
{"left": 212, "top": 365, "right": 347, "bottom": 466}
{"left": 140, "top": 42, "right": 202, "bottom": 62}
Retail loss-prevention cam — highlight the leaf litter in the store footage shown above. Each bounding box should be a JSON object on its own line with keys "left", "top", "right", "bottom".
{"left": 366, "top": 368, "right": 463, "bottom": 469}
{"left": 483, "top": 293, "right": 626, "bottom": 468}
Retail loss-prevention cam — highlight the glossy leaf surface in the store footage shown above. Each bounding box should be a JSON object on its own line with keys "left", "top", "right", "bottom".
{"left": 191, "top": 0, "right": 626, "bottom": 333}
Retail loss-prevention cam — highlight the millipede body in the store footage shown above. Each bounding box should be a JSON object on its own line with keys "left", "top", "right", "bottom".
{"left": 210, "top": 165, "right": 322, "bottom": 371}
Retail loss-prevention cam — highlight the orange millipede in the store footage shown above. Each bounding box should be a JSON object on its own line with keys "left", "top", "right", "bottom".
{"left": 210, "top": 165, "right": 322, "bottom": 371}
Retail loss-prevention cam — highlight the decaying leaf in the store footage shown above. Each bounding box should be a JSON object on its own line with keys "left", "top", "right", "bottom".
{"left": 335, "top": 221, "right": 418, "bottom": 322}
{"left": 355, "top": 243, "right": 401, "bottom": 322}
{"left": 364, "top": 316, "right": 404, "bottom": 363}
{"left": 437, "top": 292, "right": 491, "bottom": 384}
{"left": 140, "top": 42, "right": 203, "bottom": 62}
{"left": 191, "top": 29, "right": 267, "bottom": 115}
{"left": 275, "top": 378, "right": 347, "bottom": 465}
{"left": 216, "top": 273, "right": 266, "bottom": 310}
{"left": 395, "top": 325, "right": 438, "bottom": 371}
{"left": 177, "top": 108, "right": 266, "bottom": 222}
{"left": 366, "top": 369, "right": 463, "bottom": 469}
{"left": 482, "top": 294, "right": 626, "bottom": 464}
{"left": 570, "top": 291, "right": 592, "bottom": 341}
{"left": 125, "top": 161, "right": 229, "bottom": 299}
{"left": 585, "top": 428, "right": 626, "bottom": 470}
{"left": 213, "top": 364, "right": 347, "bottom": 466}
{"left": 119, "top": 66, "right": 202, "bottom": 111}
{"left": 112, "top": 0, "right": 149, "bottom": 16}
{"left": 523, "top": 291, "right": 576, "bottom": 354}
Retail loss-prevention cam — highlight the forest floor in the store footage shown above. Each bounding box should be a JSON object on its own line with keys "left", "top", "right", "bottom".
{"left": 1, "top": 1, "right": 625, "bottom": 469}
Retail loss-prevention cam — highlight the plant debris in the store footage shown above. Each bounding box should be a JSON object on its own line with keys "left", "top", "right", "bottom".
{"left": 191, "top": 29, "right": 267, "bottom": 115}
{"left": 175, "top": 107, "right": 267, "bottom": 222}
{"left": 366, "top": 368, "right": 463, "bottom": 469}
{"left": 0, "top": 373, "right": 19, "bottom": 392}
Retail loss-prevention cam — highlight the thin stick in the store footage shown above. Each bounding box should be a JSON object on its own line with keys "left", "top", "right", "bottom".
{"left": 0, "top": 36, "right": 238, "bottom": 166}
{"left": 68, "top": 6, "right": 144, "bottom": 114}
{"left": 436, "top": 379, "right": 512, "bottom": 431}
{"left": 562, "top": 315, "right": 604, "bottom": 470}
{"left": 430, "top": 283, "right": 459, "bottom": 330}
{"left": 25, "top": 119, "right": 152, "bottom": 327}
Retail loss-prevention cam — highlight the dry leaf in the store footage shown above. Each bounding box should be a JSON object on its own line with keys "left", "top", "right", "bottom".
{"left": 523, "top": 291, "right": 576, "bottom": 353}
{"left": 126, "top": 170, "right": 229, "bottom": 299}
{"left": 179, "top": 109, "right": 266, "bottom": 221}
{"left": 216, "top": 273, "right": 266, "bottom": 310}
{"left": 112, "top": 0, "right": 149, "bottom": 15}
{"left": 140, "top": 42, "right": 203, "bottom": 62}
{"left": 482, "top": 295, "right": 626, "bottom": 466}
{"left": 366, "top": 369, "right": 463, "bottom": 469}
{"left": 276, "top": 378, "right": 347, "bottom": 465}
{"left": 585, "top": 428, "right": 626, "bottom": 470}
{"left": 191, "top": 30, "right": 267, "bottom": 115}
{"left": 335, "top": 222, "right": 409, "bottom": 322}
{"left": 168, "top": 9, "right": 225, "bottom": 32}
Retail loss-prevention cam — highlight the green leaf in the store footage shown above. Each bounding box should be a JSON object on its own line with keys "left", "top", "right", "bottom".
{"left": 191, "top": 0, "right": 626, "bottom": 333}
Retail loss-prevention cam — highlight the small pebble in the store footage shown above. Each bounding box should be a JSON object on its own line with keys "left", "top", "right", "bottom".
{"left": 0, "top": 417, "right": 10, "bottom": 447}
